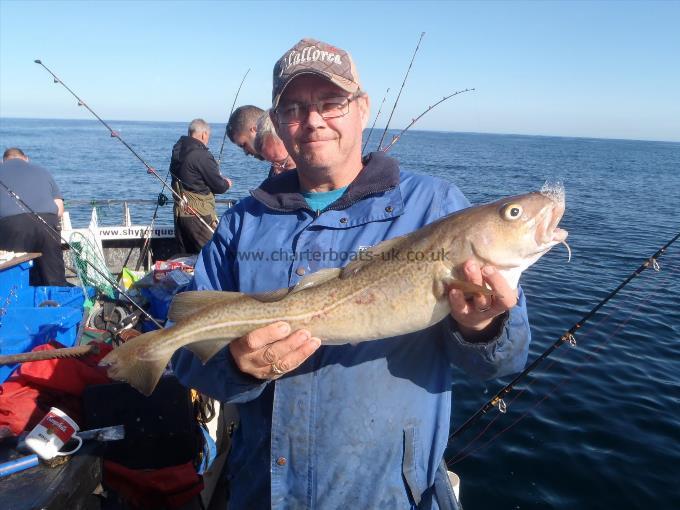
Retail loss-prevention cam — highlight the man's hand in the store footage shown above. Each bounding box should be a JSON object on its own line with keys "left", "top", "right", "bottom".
{"left": 448, "top": 260, "right": 519, "bottom": 342}
{"left": 223, "top": 176, "right": 233, "bottom": 189}
{"left": 229, "top": 322, "right": 321, "bottom": 380}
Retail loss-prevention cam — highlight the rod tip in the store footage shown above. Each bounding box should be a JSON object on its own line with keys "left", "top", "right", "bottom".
{"left": 34, "top": 59, "right": 42, "bottom": 64}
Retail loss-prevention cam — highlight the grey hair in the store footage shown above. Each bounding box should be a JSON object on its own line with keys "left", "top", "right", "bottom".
{"left": 254, "top": 111, "right": 281, "bottom": 155}
{"left": 227, "top": 105, "right": 264, "bottom": 142}
{"left": 188, "top": 118, "right": 210, "bottom": 136}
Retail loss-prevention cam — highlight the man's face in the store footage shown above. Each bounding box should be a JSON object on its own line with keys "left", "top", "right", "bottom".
{"left": 233, "top": 130, "right": 260, "bottom": 159}
{"left": 274, "top": 75, "right": 368, "bottom": 172}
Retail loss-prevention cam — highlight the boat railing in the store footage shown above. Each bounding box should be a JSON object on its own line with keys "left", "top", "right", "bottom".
{"left": 64, "top": 199, "right": 237, "bottom": 206}
{"left": 61, "top": 198, "right": 235, "bottom": 227}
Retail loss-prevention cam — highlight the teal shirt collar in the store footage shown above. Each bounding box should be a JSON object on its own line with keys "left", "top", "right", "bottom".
{"left": 301, "top": 186, "right": 348, "bottom": 213}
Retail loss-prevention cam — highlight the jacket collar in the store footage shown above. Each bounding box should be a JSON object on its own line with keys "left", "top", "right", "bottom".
{"left": 177, "top": 135, "right": 206, "bottom": 154}
{"left": 250, "top": 151, "right": 400, "bottom": 212}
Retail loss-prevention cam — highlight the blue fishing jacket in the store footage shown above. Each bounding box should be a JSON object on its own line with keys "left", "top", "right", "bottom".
{"left": 173, "top": 152, "right": 531, "bottom": 510}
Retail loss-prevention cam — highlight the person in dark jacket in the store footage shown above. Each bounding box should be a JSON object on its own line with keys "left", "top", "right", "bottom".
{"left": 170, "top": 119, "right": 232, "bottom": 254}
{"left": 0, "top": 147, "right": 67, "bottom": 286}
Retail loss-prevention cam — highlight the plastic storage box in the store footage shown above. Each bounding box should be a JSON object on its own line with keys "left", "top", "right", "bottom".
{"left": 0, "top": 259, "right": 33, "bottom": 305}
{"left": 0, "top": 286, "right": 94, "bottom": 383}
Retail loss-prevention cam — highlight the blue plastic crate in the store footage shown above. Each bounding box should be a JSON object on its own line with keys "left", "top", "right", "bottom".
{"left": 0, "top": 286, "right": 94, "bottom": 383}
{"left": 141, "top": 286, "right": 174, "bottom": 322}
{"left": 0, "top": 306, "right": 84, "bottom": 382}
{"left": 0, "top": 260, "right": 33, "bottom": 306}
{"left": 11, "top": 284, "right": 93, "bottom": 309}
{"left": 32, "top": 286, "right": 94, "bottom": 309}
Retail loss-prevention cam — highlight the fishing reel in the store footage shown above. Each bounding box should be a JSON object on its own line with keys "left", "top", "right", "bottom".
{"left": 88, "top": 297, "right": 141, "bottom": 336}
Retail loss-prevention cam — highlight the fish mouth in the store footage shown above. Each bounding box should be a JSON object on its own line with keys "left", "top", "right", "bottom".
{"left": 534, "top": 189, "right": 570, "bottom": 260}
{"left": 534, "top": 183, "right": 571, "bottom": 262}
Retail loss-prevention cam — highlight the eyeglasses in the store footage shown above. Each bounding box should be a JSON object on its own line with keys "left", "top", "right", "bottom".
{"left": 275, "top": 94, "right": 359, "bottom": 125}
{"left": 272, "top": 155, "right": 291, "bottom": 169}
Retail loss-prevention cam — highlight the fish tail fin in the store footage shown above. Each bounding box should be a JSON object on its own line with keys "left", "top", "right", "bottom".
{"left": 99, "top": 328, "right": 171, "bottom": 396}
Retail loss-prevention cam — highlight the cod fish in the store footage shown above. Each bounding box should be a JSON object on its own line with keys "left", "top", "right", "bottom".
{"left": 101, "top": 186, "right": 569, "bottom": 395}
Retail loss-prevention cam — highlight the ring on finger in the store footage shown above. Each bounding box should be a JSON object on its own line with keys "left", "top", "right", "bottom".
{"left": 270, "top": 361, "right": 286, "bottom": 376}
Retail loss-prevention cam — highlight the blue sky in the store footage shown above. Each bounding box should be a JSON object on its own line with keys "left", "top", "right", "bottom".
{"left": 1, "top": 0, "right": 678, "bottom": 142}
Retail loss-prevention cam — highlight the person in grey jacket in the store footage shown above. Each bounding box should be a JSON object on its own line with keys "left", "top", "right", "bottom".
{"left": 174, "top": 38, "right": 531, "bottom": 509}
{"left": 0, "top": 147, "right": 66, "bottom": 285}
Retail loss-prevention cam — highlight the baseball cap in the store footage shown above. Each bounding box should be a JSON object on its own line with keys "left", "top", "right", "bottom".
{"left": 272, "top": 38, "right": 361, "bottom": 107}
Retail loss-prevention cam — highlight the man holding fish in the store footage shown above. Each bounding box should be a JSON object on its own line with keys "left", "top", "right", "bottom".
{"left": 104, "top": 38, "right": 568, "bottom": 509}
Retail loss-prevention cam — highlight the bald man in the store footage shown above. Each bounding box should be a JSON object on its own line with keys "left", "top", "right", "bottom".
{"left": 0, "top": 148, "right": 67, "bottom": 285}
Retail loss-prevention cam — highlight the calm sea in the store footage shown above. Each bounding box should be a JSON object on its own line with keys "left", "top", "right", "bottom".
{"left": 1, "top": 118, "right": 679, "bottom": 509}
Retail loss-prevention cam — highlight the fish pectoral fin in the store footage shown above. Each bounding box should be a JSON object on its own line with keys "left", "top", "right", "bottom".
{"left": 168, "top": 291, "right": 245, "bottom": 322}
{"left": 444, "top": 279, "right": 494, "bottom": 296}
{"left": 185, "top": 339, "right": 231, "bottom": 364}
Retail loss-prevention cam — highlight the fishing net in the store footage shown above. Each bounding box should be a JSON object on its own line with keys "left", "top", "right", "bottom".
{"left": 70, "top": 232, "right": 116, "bottom": 298}
{"left": 69, "top": 208, "right": 116, "bottom": 298}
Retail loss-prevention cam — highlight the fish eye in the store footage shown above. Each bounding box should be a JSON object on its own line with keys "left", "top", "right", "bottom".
{"left": 502, "top": 203, "right": 523, "bottom": 221}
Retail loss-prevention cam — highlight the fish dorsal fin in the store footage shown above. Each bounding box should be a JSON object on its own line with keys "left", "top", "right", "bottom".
{"left": 168, "top": 291, "right": 245, "bottom": 322}
{"left": 291, "top": 267, "right": 341, "bottom": 293}
{"left": 249, "top": 268, "right": 342, "bottom": 303}
{"left": 185, "top": 339, "right": 230, "bottom": 364}
{"left": 250, "top": 288, "right": 291, "bottom": 303}
{"left": 340, "top": 235, "right": 408, "bottom": 279}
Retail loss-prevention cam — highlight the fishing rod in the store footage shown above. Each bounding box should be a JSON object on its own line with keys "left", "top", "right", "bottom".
{"left": 134, "top": 68, "right": 251, "bottom": 268}
{"left": 0, "top": 344, "right": 100, "bottom": 365}
{"left": 447, "top": 257, "right": 680, "bottom": 467}
{"left": 380, "top": 88, "right": 475, "bottom": 153}
{"left": 0, "top": 179, "right": 164, "bottom": 331}
{"left": 33, "top": 59, "right": 215, "bottom": 236}
{"left": 362, "top": 88, "right": 389, "bottom": 156}
{"left": 450, "top": 231, "right": 680, "bottom": 440}
{"left": 217, "top": 68, "right": 251, "bottom": 166}
{"left": 377, "top": 32, "right": 425, "bottom": 150}
{"left": 142, "top": 66, "right": 248, "bottom": 261}
{"left": 134, "top": 185, "right": 170, "bottom": 271}
{"left": 137, "top": 65, "right": 248, "bottom": 269}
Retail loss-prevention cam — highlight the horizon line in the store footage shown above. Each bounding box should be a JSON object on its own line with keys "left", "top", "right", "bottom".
{"left": 0, "top": 115, "right": 678, "bottom": 145}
